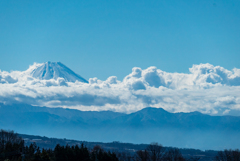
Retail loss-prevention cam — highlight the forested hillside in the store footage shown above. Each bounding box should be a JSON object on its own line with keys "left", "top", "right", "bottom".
{"left": 0, "top": 129, "right": 222, "bottom": 161}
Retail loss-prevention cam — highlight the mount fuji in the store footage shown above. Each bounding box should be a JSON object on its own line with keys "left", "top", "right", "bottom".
{"left": 25, "top": 61, "right": 88, "bottom": 83}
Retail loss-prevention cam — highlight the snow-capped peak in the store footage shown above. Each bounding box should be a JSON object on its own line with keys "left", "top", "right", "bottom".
{"left": 25, "top": 61, "right": 88, "bottom": 83}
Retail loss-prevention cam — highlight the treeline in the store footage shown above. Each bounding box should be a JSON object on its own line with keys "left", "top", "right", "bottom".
{"left": 1, "top": 129, "right": 240, "bottom": 161}
{"left": 215, "top": 149, "right": 240, "bottom": 161}
{"left": 0, "top": 129, "right": 24, "bottom": 161}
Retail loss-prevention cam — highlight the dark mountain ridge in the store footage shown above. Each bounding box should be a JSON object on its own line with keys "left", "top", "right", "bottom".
{"left": 1, "top": 103, "right": 240, "bottom": 150}
{"left": 17, "top": 132, "right": 218, "bottom": 161}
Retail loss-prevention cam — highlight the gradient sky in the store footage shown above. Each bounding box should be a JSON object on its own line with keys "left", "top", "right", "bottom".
{"left": 0, "top": 0, "right": 239, "bottom": 80}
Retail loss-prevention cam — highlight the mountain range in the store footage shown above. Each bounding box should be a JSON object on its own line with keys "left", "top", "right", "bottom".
{"left": 1, "top": 62, "right": 240, "bottom": 150}
{"left": 1, "top": 103, "right": 240, "bottom": 150}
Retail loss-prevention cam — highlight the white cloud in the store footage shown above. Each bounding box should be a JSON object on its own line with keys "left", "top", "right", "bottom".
{"left": 0, "top": 70, "right": 18, "bottom": 84}
{"left": 0, "top": 63, "right": 240, "bottom": 115}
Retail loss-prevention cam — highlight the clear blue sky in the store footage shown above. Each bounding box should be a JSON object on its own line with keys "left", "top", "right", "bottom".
{"left": 0, "top": 0, "right": 239, "bottom": 80}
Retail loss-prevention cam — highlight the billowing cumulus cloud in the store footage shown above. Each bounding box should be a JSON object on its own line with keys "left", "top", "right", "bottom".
{"left": 0, "top": 63, "right": 240, "bottom": 115}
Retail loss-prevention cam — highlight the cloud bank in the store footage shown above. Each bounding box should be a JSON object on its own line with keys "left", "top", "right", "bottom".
{"left": 0, "top": 63, "right": 240, "bottom": 115}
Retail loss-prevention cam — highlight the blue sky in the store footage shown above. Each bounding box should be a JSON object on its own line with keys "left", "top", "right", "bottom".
{"left": 0, "top": 0, "right": 240, "bottom": 80}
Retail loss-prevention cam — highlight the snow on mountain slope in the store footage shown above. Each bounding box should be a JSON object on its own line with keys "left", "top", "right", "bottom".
{"left": 25, "top": 62, "right": 88, "bottom": 83}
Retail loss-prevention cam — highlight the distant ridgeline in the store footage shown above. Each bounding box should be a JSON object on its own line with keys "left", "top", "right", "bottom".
{"left": 2, "top": 129, "right": 240, "bottom": 161}
{"left": 1, "top": 103, "right": 240, "bottom": 150}
{"left": 0, "top": 129, "right": 220, "bottom": 161}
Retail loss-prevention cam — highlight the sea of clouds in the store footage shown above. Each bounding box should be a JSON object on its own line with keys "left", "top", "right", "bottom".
{"left": 0, "top": 63, "right": 240, "bottom": 115}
